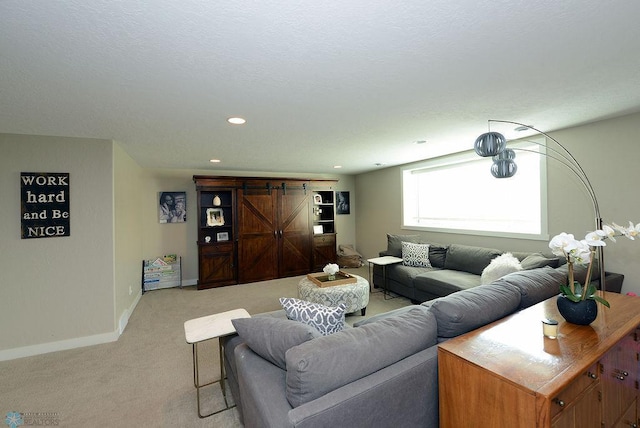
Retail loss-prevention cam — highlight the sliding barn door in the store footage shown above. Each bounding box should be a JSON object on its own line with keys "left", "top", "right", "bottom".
{"left": 237, "top": 187, "right": 279, "bottom": 283}
{"left": 278, "top": 183, "right": 312, "bottom": 277}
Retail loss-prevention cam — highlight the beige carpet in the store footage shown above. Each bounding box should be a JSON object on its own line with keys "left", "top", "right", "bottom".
{"left": 0, "top": 266, "right": 411, "bottom": 427}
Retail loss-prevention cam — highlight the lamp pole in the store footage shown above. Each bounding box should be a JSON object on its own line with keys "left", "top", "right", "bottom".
{"left": 475, "top": 120, "right": 606, "bottom": 290}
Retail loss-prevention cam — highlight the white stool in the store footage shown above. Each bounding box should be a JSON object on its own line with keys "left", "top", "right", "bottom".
{"left": 184, "top": 308, "right": 250, "bottom": 418}
{"left": 298, "top": 274, "right": 370, "bottom": 315}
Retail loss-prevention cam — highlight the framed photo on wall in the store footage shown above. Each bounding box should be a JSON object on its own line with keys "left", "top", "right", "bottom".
{"left": 159, "top": 191, "right": 187, "bottom": 223}
{"left": 336, "top": 191, "right": 350, "bottom": 215}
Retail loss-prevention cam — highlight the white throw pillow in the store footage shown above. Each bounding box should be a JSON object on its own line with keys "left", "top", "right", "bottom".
{"left": 279, "top": 297, "right": 346, "bottom": 336}
{"left": 481, "top": 253, "right": 523, "bottom": 284}
{"left": 402, "top": 242, "right": 432, "bottom": 268}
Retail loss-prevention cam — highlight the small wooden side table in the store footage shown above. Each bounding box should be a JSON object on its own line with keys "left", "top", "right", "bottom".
{"left": 367, "top": 256, "right": 403, "bottom": 299}
{"left": 184, "top": 308, "right": 251, "bottom": 418}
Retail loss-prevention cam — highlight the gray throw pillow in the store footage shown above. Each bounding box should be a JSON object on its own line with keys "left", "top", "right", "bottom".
{"left": 280, "top": 297, "right": 346, "bottom": 336}
{"left": 231, "top": 317, "right": 321, "bottom": 370}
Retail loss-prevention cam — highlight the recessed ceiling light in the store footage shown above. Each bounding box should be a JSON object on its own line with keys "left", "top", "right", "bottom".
{"left": 415, "top": 140, "right": 427, "bottom": 144}
{"left": 514, "top": 125, "right": 530, "bottom": 132}
{"left": 210, "top": 159, "right": 221, "bottom": 163}
{"left": 375, "top": 163, "right": 386, "bottom": 167}
{"left": 227, "top": 117, "right": 246, "bottom": 125}
{"left": 333, "top": 165, "right": 342, "bottom": 169}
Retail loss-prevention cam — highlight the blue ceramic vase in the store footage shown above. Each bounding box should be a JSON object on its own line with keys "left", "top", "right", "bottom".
{"left": 556, "top": 295, "right": 598, "bottom": 325}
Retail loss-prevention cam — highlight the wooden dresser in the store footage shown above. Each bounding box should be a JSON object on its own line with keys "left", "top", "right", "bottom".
{"left": 438, "top": 292, "right": 640, "bottom": 427}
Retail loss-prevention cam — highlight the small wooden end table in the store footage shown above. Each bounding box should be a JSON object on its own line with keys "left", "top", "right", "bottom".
{"left": 184, "top": 308, "right": 250, "bottom": 418}
{"left": 367, "top": 256, "right": 403, "bottom": 299}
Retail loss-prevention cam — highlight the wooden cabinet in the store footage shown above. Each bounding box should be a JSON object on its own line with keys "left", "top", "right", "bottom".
{"left": 312, "top": 189, "right": 337, "bottom": 270}
{"left": 313, "top": 233, "right": 337, "bottom": 270}
{"left": 438, "top": 292, "right": 640, "bottom": 428}
{"left": 193, "top": 176, "right": 338, "bottom": 287}
{"left": 193, "top": 177, "right": 237, "bottom": 289}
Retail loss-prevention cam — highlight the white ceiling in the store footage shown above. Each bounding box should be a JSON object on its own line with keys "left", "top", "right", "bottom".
{"left": 2, "top": 1, "right": 640, "bottom": 175}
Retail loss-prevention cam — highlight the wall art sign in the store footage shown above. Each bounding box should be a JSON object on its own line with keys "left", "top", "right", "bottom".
{"left": 21, "top": 172, "right": 70, "bottom": 239}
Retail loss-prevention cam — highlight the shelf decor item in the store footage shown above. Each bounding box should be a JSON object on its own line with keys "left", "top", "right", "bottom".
{"left": 323, "top": 263, "right": 340, "bottom": 280}
{"left": 213, "top": 195, "right": 221, "bottom": 206}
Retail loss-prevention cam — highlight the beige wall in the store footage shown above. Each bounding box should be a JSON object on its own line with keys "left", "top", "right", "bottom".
{"left": 0, "top": 134, "right": 116, "bottom": 360}
{"left": 355, "top": 112, "right": 640, "bottom": 295}
{"left": 113, "top": 144, "right": 145, "bottom": 333}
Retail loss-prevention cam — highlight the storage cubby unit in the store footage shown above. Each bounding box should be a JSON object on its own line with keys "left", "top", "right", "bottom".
{"left": 198, "top": 190, "right": 234, "bottom": 244}
{"left": 312, "top": 191, "right": 335, "bottom": 234}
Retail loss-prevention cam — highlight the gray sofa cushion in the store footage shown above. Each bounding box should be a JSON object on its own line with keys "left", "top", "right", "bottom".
{"left": 232, "top": 317, "right": 322, "bottom": 370}
{"left": 352, "top": 304, "right": 430, "bottom": 327}
{"left": 430, "top": 282, "right": 521, "bottom": 338}
{"left": 494, "top": 267, "right": 566, "bottom": 309}
{"left": 285, "top": 307, "right": 438, "bottom": 408}
{"left": 443, "top": 244, "right": 502, "bottom": 275}
{"left": 387, "top": 264, "right": 437, "bottom": 286}
{"left": 414, "top": 269, "right": 482, "bottom": 297}
{"left": 386, "top": 234, "right": 421, "bottom": 257}
{"left": 520, "top": 253, "right": 560, "bottom": 270}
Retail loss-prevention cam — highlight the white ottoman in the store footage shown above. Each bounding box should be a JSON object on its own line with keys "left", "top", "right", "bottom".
{"left": 298, "top": 274, "right": 370, "bottom": 316}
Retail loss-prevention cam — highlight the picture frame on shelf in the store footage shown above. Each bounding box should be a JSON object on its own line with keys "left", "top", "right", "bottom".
{"left": 206, "top": 208, "right": 225, "bottom": 226}
{"left": 216, "top": 231, "right": 229, "bottom": 241}
{"left": 313, "top": 225, "right": 324, "bottom": 234}
{"left": 313, "top": 193, "right": 322, "bottom": 204}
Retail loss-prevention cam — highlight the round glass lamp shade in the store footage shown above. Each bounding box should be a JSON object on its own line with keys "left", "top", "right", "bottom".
{"left": 491, "top": 159, "right": 517, "bottom": 178}
{"left": 492, "top": 148, "right": 516, "bottom": 161}
{"left": 474, "top": 132, "right": 507, "bottom": 157}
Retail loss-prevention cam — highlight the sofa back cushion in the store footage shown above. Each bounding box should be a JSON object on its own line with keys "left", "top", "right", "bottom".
{"left": 386, "top": 234, "right": 421, "bottom": 257}
{"left": 443, "top": 244, "right": 502, "bottom": 275}
{"left": 284, "top": 307, "right": 437, "bottom": 408}
{"left": 231, "top": 317, "right": 321, "bottom": 370}
{"left": 494, "top": 267, "right": 566, "bottom": 309}
{"left": 430, "top": 282, "right": 521, "bottom": 338}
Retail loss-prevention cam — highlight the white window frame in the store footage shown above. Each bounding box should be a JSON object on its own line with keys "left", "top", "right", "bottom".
{"left": 401, "top": 138, "right": 548, "bottom": 240}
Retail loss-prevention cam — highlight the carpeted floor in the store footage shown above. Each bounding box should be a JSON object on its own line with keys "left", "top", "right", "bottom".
{"left": 0, "top": 266, "right": 411, "bottom": 427}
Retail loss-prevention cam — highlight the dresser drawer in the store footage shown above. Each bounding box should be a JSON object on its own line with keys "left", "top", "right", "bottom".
{"left": 551, "top": 364, "right": 600, "bottom": 419}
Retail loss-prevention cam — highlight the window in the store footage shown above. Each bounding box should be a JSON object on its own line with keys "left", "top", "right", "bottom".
{"left": 402, "top": 139, "right": 547, "bottom": 239}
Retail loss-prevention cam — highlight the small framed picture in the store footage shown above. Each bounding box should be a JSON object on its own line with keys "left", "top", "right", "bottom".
{"left": 336, "top": 191, "right": 350, "bottom": 215}
{"left": 206, "top": 208, "right": 225, "bottom": 226}
{"left": 216, "top": 231, "right": 229, "bottom": 241}
{"left": 313, "top": 194, "right": 322, "bottom": 204}
{"left": 159, "top": 191, "right": 187, "bottom": 223}
{"left": 313, "top": 225, "right": 324, "bottom": 234}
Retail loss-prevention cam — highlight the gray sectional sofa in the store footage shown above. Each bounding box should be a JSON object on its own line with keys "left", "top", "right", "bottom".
{"left": 221, "top": 265, "right": 575, "bottom": 428}
{"left": 373, "top": 234, "right": 624, "bottom": 303}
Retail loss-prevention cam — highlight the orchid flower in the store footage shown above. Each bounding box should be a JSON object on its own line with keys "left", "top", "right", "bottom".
{"left": 550, "top": 220, "right": 638, "bottom": 304}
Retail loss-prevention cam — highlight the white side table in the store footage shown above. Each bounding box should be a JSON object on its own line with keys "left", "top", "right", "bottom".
{"left": 367, "top": 256, "right": 403, "bottom": 299}
{"left": 184, "top": 308, "right": 250, "bottom": 418}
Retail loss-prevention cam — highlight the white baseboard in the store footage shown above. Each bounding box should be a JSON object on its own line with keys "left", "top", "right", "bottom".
{"left": 0, "top": 330, "right": 120, "bottom": 362}
{"left": 118, "top": 290, "right": 142, "bottom": 334}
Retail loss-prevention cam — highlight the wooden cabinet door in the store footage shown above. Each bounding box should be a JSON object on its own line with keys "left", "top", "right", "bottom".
{"left": 601, "top": 333, "right": 638, "bottom": 427}
{"left": 237, "top": 188, "right": 278, "bottom": 283}
{"left": 198, "top": 243, "right": 236, "bottom": 288}
{"left": 278, "top": 185, "right": 312, "bottom": 277}
{"left": 313, "top": 234, "right": 336, "bottom": 270}
{"left": 552, "top": 382, "right": 602, "bottom": 428}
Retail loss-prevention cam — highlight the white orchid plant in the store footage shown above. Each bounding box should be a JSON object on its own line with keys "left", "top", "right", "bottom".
{"left": 323, "top": 263, "right": 340, "bottom": 279}
{"left": 549, "top": 221, "right": 640, "bottom": 307}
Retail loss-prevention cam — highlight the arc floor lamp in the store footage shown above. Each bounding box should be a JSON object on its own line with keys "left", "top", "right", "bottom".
{"left": 474, "top": 119, "right": 606, "bottom": 289}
